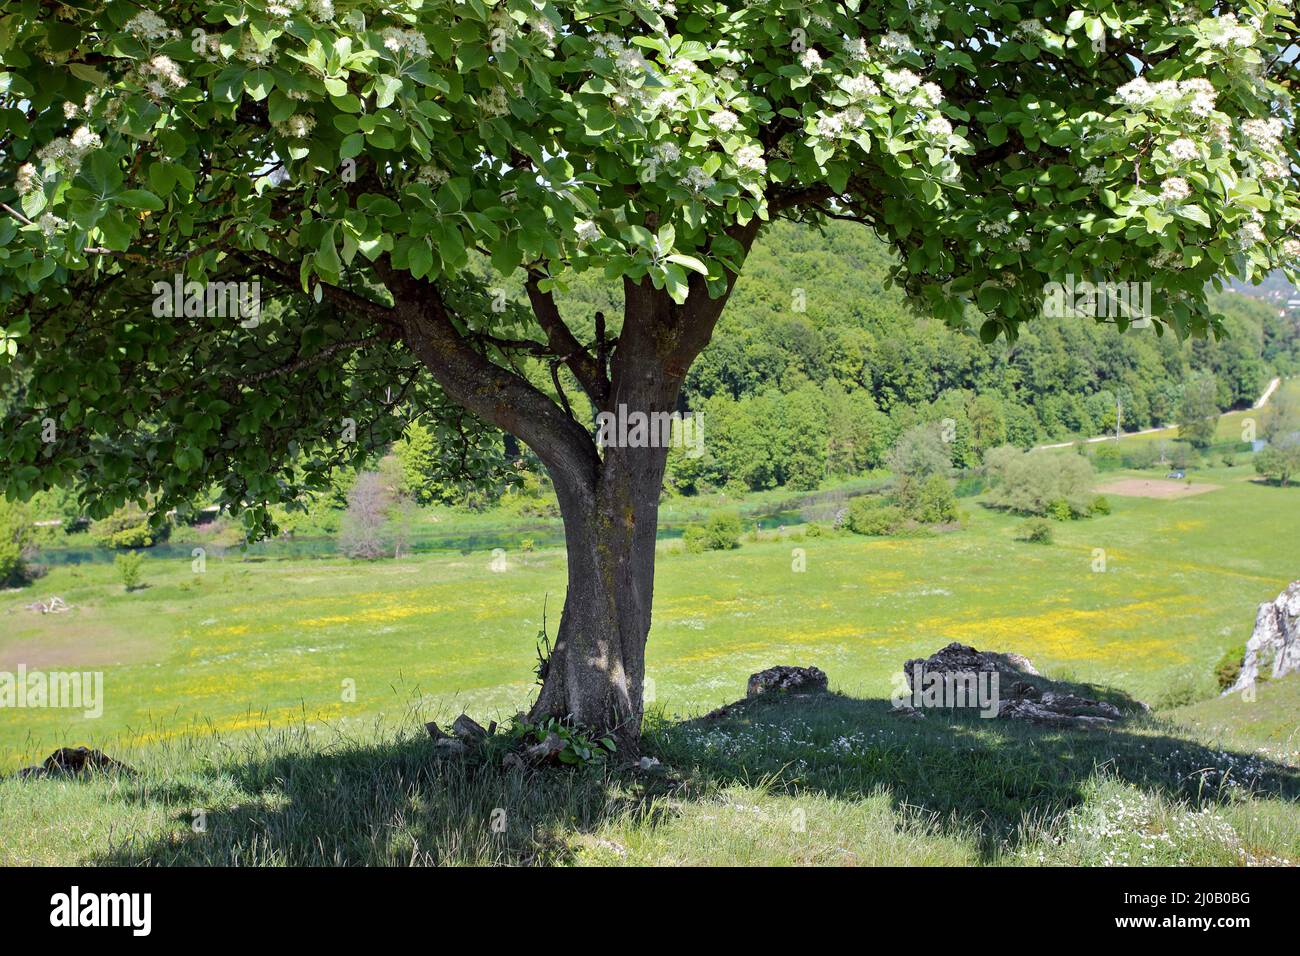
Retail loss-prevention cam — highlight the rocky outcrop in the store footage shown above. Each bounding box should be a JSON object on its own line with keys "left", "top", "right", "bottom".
{"left": 1224, "top": 581, "right": 1300, "bottom": 695}
{"left": 13, "top": 746, "right": 134, "bottom": 779}
{"left": 746, "top": 665, "right": 828, "bottom": 698}
{"left": 901, "top": 642, "right": 1140, "bottom": 728}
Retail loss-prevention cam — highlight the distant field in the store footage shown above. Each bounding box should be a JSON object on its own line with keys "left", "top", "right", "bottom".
{"left": 2, "top": 461, "right": 1297, "bottom": 771}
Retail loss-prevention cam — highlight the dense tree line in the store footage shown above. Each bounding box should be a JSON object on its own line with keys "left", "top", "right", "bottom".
{"left": 548, "top": 221, "right": 1297, "bottom": 495}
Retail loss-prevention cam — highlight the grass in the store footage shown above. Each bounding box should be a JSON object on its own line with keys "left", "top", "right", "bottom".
{"left": 2, "top": 454, "right": 1297, "bottom": 866}
{"left": 3, "top": 461, "right": 1296, "bottom": 766}
{"left": 2, "top": 679, "right": 1295, "bottom": 866}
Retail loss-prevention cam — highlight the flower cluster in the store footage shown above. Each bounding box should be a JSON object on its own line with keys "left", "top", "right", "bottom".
{"left": 1159, "top": 177, "right": 1191, "bottom": 203}
{"left": 1242, "top": 117, "right": 1285, "bottom": 153}
{"left": 124, "top": 11, "right": 179, "bottom": 43}
{"left": 1165, "top": 137, "right": 1198, "bottom": 162}
{"left": 139, "top": 54, "right": 187, "bottom": 99}
{"left": 36, "top": 126, "right": 101, "bottom": 174}
{"left": 1282, "top": 238, "right": 1300, "bottom": 264}
{"left": 15, "top": 163, "right": 40, "bottom": 196}
{"left": 273, "top": 113, "right": 316, "bottom": 138}
{"left": 381, "top": 28, "right": 430, "bottom": 58}
{"left": 1208, "top": 13, "right": 1257, "bottom": 48}
{"left": 1116, "top": 77, "right": 1217, "bottom": 117}
{"left": 414, "top": 164, "right": 449, "bottom": 187}
{"left": 879, "top": 32, "right": 915, "bottom": 59}
{"left": 574, "top": 219, "right": 601, "bottom": 243}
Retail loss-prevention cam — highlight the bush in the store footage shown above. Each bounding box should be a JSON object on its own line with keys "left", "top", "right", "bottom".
{"left": 1017, "top": 518, "right": 1053, "bottom": 544}
{"left": 115, "top": 550, "right": 144, "bottom": 591}
{"left": 907, "top": 474, "right": 959, "bottom": 524}
{"left": 0, "top": 498, "right": 34, "bottom": 586}
{"left": 682, "top": 511, "right": 742, "bottom": 553}
{"left": 1047, "top": 498, "right": 1073, "bottom": 522}
{"left": 91, "top": 506, "right": 166, "bottom": 549}
{"left": 984, "top": 445, "right": 1096, "bottom": 517}
{"left": 846, "top": 497, "right": 904, "bottom": 536}
{"left": 1214, "top": 644, "right": 1245, "bottom": 691}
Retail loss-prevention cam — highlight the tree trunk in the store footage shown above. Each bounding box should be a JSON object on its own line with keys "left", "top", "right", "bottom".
{"left": 528, "top": 447, "right": 665, "bottom": 751}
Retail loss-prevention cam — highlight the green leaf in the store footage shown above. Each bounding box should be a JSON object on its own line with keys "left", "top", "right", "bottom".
{"left": 116, "top": 189, "right": 164, "bottom": 211}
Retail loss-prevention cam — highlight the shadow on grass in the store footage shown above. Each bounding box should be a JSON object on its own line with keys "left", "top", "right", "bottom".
{"left": 652, "top": 691, "right": 1300, "bottom": 860}
{"left": 80, "top": 689, "right": 1299, "bottom": 866}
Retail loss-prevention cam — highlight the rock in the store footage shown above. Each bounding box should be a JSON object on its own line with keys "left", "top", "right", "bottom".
{"left": 637, "top": 756, "right": 661, "bottom": 771}
{"left": 889, "top": 704, "right": 926, "bottom": 720}
{"left": 425, "top": 720, "right": 450, "bottom": 741}
{"left": 746, "top": 665, "right": 828, "bottom": 698}
{"left": 14, "top": 746, "right": 134, "bottom": 779}
{"left": 1224, "top": 580, "right": 1300, "bottom": 695}
{"left": 502, "top": 752, "right": 526, "bottom": 771}
{"left": 452, "top": 713, "right": 488, "bottom": 743}
{"left": 524, "top": 732, "right": 564, "bottom": 762}
{"left": 434, "top": 738, "right": 469, "bottom": 757}
{"left": 901, "top": 642, "right": 1136, "bottom": 729}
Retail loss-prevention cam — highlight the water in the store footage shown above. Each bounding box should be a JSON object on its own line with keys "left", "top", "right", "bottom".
{"left": 35, "top": 485, "right": 863, "bottom": 567}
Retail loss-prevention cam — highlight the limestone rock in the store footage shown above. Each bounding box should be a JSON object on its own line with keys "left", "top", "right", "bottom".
{"left": 452, "top": 713, "right": 489, "bottom": 742}
{"left": 1224, "top": 580, "right": 1300, "bottom": 695}
{"left": 746, "top": 665, "right": 828, "bottom": 698}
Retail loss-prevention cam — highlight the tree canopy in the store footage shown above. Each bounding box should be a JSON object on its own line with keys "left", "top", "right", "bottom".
{"left": 1, "top": 1, "right": 1298, "bottom": 738}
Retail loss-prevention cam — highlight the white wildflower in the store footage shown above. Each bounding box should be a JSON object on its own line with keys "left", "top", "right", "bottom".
{"left": 124, "top": 11, "right": 178, "bottom": 42}
{"left": 734, "top": 144, "right": 766, "bottom": 173}
{"left": 800, "top": 48, "right": 823, "bottom": 71}
{"left": 843, "top": 74, "right": 879, "bottom": 98}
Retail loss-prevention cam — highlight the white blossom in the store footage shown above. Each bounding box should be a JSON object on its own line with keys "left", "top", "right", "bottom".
{"left": 381, "top": 28, "right": 430, "bottom": 58}
{"left": 1167, "top": 138, "right": 1198, "bottom": 162}
{"left": 879, "top": 32, "right": 915, "bottom": 59}
{"left": 1159, "top": 177, "right": 1191, "bottom": 203}
{"left": 682, "top": 165, "right": 715, "bottom": 193}
{"left": 15, "top": 163, "right": 39, "bottom": 196}
{"left": 124, "top": 11, "right": 178, "bottom": 42}
{"left": 800, "top": 48, "right": 823, "bottom": 71}
{"left": 843, "top": 74, "right": 879, "bottom": 98}
{"left": 1282, "top": 238, "right": 1300, "bottom": 262}
{"left": 574, "top": 219, "right": 601, "bottom": 242}
{"left": 37, "top": 212, "right": 66, "bottom": 237}
{"left": 882, "top": 69, "right": 920, "bottom": 95}
{"left": 734, "top": 144, "right": 767, "bottom": 174}
{"left": 709, "top": 109, "right": 740, "bottom": 134}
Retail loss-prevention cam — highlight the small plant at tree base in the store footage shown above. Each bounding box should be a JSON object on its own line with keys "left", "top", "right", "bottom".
{"left": 115, "top": 551, "right": 144, "bottom": 591}
{"left": 507, "top": 716, "right": 618, "bottom": 768}
{"left": 1089, "top": 495, "right": 1112, "bottom": 516}
{"left": 1018, "top": 518, "right": 1053, "bottom": 544}
{"left": 520, "top": 538, "right": 535, "bottom": 554}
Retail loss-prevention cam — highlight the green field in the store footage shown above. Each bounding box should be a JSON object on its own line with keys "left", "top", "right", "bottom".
{"left": 3, "top": 460, "right": 1299, "bottom": 865}
{"left": 3, "top": 462, "right": 1296, "bottom": 768}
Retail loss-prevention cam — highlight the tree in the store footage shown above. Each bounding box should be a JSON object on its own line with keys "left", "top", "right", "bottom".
{"left": 337, "top": 470, "right": 392, "bottom": 558}
{"left": 1255, "top": 440, "right": 1300, "bottom": 486}
{"left": 1, "top": 4, "right": 1297, "bottom": 746}
{"left": 1176, "top": 371, "right": 1220, "bottom": 448}
{"left": 984, "top": 445, "right": 1095, "bottom": 517}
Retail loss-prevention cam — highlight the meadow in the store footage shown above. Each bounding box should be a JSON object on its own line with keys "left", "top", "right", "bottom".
{"left": 3, "top": 456, "right": 1298, "bottom": 865}
{"left": 3, "top": 460, "right": 1297, "bottom": 765}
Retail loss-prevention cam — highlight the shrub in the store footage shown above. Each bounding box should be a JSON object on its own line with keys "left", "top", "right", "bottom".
{"left": 984, "top": 445, "right": 1096, "bottom": 517}
{"left": 905, "top": 473, "right": 960, "bottom": 524}
{"left": 681, "top": 511, "right": 742, "bottom": 553}
{"left": 1018, "top": 518, "right": 1053, "bottom": 544}
{"left": 0, "top": 498, "right": 34, "bottom": 586}
{"left": 115, "top": 550, "right": 144, "bottom": 591}
{"left": 1214, "top": 644, "right": 1245, "bottom": 691}
{"left": 1047, "top": 498, "right": 1073, "bottom": 522}
{"left": 846, "top": 497, "right": 904, "bottom": 536}
{"left": 682, "top": 524, "right": 707, "bottom": 554}
{"left": 91, "top": 506, "right": 166, "bottom": 549}
{"left": 1089, "top": 495, "right": 1111, "bottom": 516}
